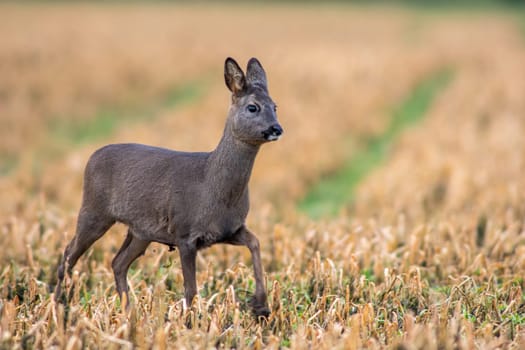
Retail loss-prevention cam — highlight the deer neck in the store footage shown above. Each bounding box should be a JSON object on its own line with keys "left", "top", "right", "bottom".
{"left": 207, "top": 119, "right": 260, "bottom": 204}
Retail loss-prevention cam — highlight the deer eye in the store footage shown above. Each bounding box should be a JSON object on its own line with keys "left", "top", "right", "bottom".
{"left": 246, "top": 104, "right": 259, "bottom": 113}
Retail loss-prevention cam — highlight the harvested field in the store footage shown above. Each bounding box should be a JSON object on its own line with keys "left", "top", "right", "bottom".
{"left": 0, "top": 3, "right": 524, "bottom": 349}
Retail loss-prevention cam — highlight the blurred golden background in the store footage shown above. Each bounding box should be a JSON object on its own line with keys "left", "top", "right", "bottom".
{"left": 1, "top": 1, "right": 524, "bottom": 348}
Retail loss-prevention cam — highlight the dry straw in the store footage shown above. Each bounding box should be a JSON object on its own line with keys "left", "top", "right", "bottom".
{"left": 1, "top": 3, "right": 524, "bottom": 349}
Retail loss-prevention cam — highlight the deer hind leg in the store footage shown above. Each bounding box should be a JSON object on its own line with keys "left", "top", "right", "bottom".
{"left": 55, "top": 209, "right": 114, "bottom": 300}
{"left": 111, "top": 229, "right": 149, "bottom": 309}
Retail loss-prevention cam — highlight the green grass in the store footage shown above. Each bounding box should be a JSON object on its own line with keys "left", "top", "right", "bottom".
{"left": 299, "top": 69, "right": 453, "bottom": 218}
{"left": 1, "top": 81, "right": 205, "bottom": 178}
{"left": 519, "top": 12, "right": 525, "bottom": 40}
{"left": 0, "top": 79, "right": 207, "bottom": 184}
{"left": 398, "top": 0, "right": 525, "bottom": 11}
{"left": 50, "top": 79, "right": 206, "bottom": 146}
{"left": 0, "top": 155, "right": 18, "bottom": 177}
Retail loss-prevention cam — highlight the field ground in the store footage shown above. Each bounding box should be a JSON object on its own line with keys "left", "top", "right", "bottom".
{"left": 1, "top": 3, "right": 525, "bottom": 349}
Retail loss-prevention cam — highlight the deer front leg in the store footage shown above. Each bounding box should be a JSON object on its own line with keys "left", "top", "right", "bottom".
{"left": 178, "top": 243, "right": 198, "bottom": 307}
{"left": 224, "top": 226, "right": 270, "bottom": 318}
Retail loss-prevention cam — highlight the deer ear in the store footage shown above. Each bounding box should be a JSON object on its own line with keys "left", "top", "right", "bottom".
{"left": 246, "top": 57, "right": 267, "bottom": 89}
{"left": 224, "top": 57, "right": 246, "bottom": 95}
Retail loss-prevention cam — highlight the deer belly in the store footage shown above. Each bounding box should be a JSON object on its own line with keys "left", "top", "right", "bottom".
{"left": 192, "top": 228, "right": 235, "bottom": 250}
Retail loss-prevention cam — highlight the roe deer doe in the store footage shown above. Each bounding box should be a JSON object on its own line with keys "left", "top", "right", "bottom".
{"left": 54, "top": 57, "right": 282, "bottom": 317}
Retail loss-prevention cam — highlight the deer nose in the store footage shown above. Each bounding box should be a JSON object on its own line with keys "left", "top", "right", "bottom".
{"left": 271, "top": 124, "right": 283, "bottom": 136}
{"left": 263, "top": 124, "right": 283, "bottom": 141}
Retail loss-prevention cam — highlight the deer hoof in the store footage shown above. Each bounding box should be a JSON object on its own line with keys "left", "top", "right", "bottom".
{"left": 254, "top": 306, "right": 271, "bottom": 319}
{"left": 250, "top": 298, "right": 270, "bottom": 318}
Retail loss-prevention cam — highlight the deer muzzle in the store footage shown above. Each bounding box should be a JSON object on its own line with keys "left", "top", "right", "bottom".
{"left": 262, "top": 124, "right": 283, "bottom": 141}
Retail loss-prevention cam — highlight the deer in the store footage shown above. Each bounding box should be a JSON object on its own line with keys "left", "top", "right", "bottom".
{"left": 54, "top": 57, "right": 282, "bottom": 318}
